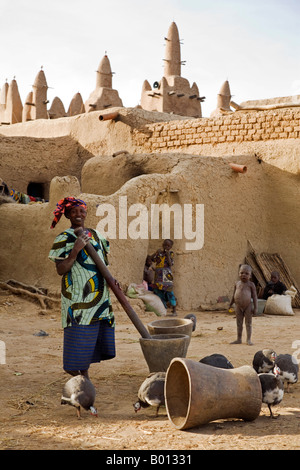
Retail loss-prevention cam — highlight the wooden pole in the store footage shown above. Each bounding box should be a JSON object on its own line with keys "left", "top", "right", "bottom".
{"left": 74, "top": 228, "right": 151, "bottom": 339}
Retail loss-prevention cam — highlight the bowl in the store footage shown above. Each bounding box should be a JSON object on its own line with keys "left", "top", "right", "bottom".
{"left": 147, "top": 318, "right": 194, "bottom": 338}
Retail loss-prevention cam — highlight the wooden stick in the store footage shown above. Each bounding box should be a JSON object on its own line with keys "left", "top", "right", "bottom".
{"left": 75, "top": 228, "right": 151, "bottom": 339}
{"left": 0, "top": 282, "right": 59, "bottom": 309}
{"left": 6, "top": 279, "right": 47, "bottom": 295}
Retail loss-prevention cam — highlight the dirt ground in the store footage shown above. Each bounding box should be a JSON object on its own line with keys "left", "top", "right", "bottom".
{"left": 0, "top": 290, "right": 299, "bottom": 451}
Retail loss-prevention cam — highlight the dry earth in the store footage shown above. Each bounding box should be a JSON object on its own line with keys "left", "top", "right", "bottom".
{"left": 0, "top": 290, "right": 299, "bottom": 451}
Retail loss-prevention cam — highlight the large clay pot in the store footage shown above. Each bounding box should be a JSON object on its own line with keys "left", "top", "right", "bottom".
{"left": 139, "top": 334, "right": 190, "bottom": 373}
{"left": 165, "top": 358, "right": 262, "bottom": 430}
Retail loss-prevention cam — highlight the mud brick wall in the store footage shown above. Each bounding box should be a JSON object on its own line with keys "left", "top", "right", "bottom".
{"left": 143, "top": 108, "right": 300, "bottom": 150}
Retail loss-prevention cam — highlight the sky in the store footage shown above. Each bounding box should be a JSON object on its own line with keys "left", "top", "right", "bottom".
{"left": 1, "top": 0, "right": 300, "bottom": 117}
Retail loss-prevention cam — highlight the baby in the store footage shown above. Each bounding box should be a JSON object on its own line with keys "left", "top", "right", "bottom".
{"left": 229, "top": 264, "right": 258, "bottom": 345}
{"left": 143, "top": 255, "right": 155, "bottom": 289}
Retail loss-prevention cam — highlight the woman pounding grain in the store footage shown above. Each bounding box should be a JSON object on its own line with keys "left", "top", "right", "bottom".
{"left": 49, "top": 197, "right": 116, "bottom": 378}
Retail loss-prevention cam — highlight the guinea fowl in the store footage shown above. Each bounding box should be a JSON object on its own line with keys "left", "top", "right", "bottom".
{"left": 133, "top": 372, "right": 166, "bottom": 417}
{"left": 61, "top": 374, "right": 97, "bottom": 418}
{"left": 199, "top": 353, "right": 234, "bottom": 369}
{"left": 252, "top": 349, "right": 277, "bottom": 373}
{"left": 275, "top": 354, "right": 299, "bottom": 393}
{"left": 184, "top": 313, "right": 197, "bottom": 331}
{"left": 259, "top": 365, "right": 284, "bottom": 418}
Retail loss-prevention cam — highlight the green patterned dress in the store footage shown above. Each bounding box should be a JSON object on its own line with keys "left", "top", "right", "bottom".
{"left": 49, "top": 228, "right": 114, "bottom": 328}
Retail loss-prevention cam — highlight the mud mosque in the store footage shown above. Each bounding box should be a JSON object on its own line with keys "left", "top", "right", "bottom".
{"left": 0, "top": 23, "right": 204, "bottom": 124}
{"left": 0, "top": 21, "right": 300, "bottom": 310}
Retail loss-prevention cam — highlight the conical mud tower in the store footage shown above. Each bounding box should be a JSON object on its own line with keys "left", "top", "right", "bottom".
{"left": 85, "top": 54, "right": 123, "bottom": 112}
{"left": 141, "top": 22, "right": 203, "bottom": 117}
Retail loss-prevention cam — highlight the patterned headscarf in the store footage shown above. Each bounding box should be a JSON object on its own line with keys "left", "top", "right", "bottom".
{"left": 50, "top": 197, "right": 87, "bottom": 229}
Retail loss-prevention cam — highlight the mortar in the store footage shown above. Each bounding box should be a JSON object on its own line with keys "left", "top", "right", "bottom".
{"left": 139, "top": 334, "right": 190, "bottom": 372}
{"left": 147, "top": 318, "right": 193, "bottom": 346}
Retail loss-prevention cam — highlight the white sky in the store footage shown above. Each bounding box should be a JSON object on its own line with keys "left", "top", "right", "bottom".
{"left": 1, "top": 0, "right": 300, "bottom": 117}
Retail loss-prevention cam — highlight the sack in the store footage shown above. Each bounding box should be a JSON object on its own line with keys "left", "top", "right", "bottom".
{"left": 126, "top": 283, "right": 167, "bottom": 316}
{"left": 264, "top": 294, "right": 294, "bottom": 316}
{"left": 127, "top": 285, "right": 139, "bottom": 299}
{"left": 139, "top": 292, "right": 167, "bottom": 316}
{"left": 285, "top": 285, "right": 297, "bottom": 298}
{"left": 126, "top": 282, "right": 149, "bottom": 298}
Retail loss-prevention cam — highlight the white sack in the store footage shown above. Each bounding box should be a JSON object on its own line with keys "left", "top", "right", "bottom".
{"left": 264, "top": 294, "right": 294, "bottom": 316}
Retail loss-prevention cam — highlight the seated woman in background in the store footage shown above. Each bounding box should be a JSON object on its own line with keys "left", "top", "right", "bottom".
{"left": 262, "top": 271, "right": 287, "bottom": 300}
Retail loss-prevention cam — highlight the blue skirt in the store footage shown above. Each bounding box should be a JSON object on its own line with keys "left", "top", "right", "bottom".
{"left": 63, "top": 320, "right": 115, "bottom": 372}
{"left": 153, "top": 288, "right": 176, "bottom": 307}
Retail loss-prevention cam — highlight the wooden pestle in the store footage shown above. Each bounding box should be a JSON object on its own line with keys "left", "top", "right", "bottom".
{"left": 74, "top": 227, "right": 151, "bottom": 339}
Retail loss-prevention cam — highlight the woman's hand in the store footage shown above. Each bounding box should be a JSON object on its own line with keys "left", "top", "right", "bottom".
{"left": 55, "top": 232, "right": 90, "bottom": 276}
{"left": 74, "top": 232, "right": 90, "bottom": 252}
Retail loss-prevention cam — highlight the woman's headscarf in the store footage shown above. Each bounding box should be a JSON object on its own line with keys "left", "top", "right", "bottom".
{"left": 50, "top": 197, "right": 87, "bottom": 229}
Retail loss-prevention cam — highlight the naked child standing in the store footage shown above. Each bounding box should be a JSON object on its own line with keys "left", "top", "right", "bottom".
{"left": 229, "top": 264, "right": 258, "bottom": 345}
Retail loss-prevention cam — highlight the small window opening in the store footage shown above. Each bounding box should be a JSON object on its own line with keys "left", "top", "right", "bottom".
{"left": 27, "top": 182, "right": 45, "bottom": 199}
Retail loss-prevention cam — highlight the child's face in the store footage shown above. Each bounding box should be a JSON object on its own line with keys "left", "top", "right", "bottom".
{"left": 271, "top": 273, "right": 279, "bottom": 284}
{"left": 163, "top": 240, "right": 173, "bottom": 251}
{"left": 239, "top": 267, "right": 251, "bottom": 282}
